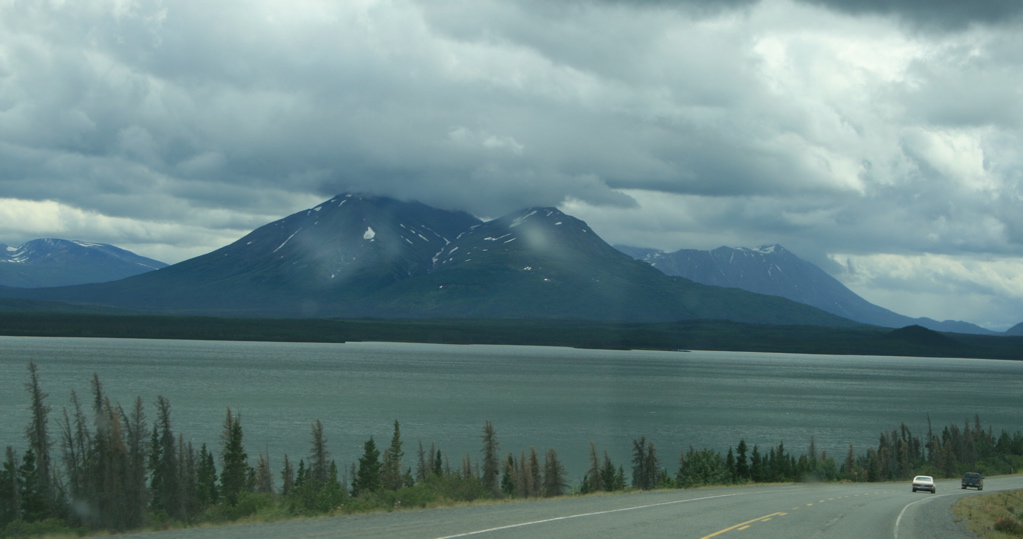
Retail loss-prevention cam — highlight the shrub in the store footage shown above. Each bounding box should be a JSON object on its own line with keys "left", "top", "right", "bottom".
{"left": 994, "top": 517, "right": 1023, "bottom": 535}
{"left": 205, "top": 492, "right": 276, "bottom": 523}
{"left": 1, "top": 518, "right": 74, "bottom": 538}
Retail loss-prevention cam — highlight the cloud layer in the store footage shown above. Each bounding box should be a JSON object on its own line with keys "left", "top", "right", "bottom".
{"left": 1, "top": 0, "right": 1021, "bottom": 329}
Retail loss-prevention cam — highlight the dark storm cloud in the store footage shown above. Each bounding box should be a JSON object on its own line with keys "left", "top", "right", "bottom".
{"left": 797, "top": 0, "right": 1023, "bottom": 30}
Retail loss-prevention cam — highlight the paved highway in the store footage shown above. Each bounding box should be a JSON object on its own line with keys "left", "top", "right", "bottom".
{"left": 122, "top": 476, "right": 1019, "bottom": 538}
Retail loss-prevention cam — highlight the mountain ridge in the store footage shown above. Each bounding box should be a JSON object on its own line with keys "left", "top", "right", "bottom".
{"left": 0, "top": 238, "right": 167, "bottom": 288}
{"left": 0, "top": 195, "right": 855, "bottom": 327}
{"left": 615, "top": 243, "right": 997, "bottom": 335}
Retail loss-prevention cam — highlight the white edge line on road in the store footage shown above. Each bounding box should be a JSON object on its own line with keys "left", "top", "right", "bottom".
{"left": 894, "top": 493, "right": 950, "bottom": 539}
{"left": 433, "top": 493, "right": 745, "bottom": 539}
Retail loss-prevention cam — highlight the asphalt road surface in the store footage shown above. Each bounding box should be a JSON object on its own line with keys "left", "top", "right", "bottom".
{"left": 121, "top": 475, "right": 1020, "bottom": 538}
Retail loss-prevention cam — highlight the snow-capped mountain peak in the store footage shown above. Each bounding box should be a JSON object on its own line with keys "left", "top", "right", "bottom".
{"left": 616, "top": 243, "right": 996, "bottom": 335}
{"left": 0, "top": 238, "right": 168, "bottom": 287}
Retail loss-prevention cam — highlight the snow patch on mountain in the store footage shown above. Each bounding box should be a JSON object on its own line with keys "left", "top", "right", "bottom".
{"left": 510, "top": 210, "right": 538, "bottom": 228}
{"left": 0, "top": 238, "right": 168, "bottom": 287}
{"left": 273, "top": 230, "right": 301, "bottom": 253}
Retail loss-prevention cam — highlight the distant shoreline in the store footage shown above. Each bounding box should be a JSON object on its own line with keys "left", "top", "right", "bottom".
{"left": 1, "top": 312, "right": 1020, "bottom": 361}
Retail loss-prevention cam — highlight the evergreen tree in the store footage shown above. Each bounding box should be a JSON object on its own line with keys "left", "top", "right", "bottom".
{"left": 750, "top": 445, "right": 763, "bottom": 482}
{"left": 254, "top": 453, "right": 274, "bottom": 494}
{"left": 177, "top": 436, "right": 199, "bottom": 519}
{"left": 382, "top": 420, "right": 405, "bottom": 491}
{"left": 526, "top": 448, "right": 541, "bottom": 498}
{"left": 17, "top": 448, "right": 48, "bottom": 523}
{"left": 122, "top": 397, "right": 149, "bottom": 529}
{"left": 433, "top": 445, "right": 444, "bottom": 477}
{"left": 352, "top": 436, "right": 382, "bottom": 497}
{"left": 196, "top": 444, "right": 219, "bottom": 508}
{"left": 294, "top": 459, "right": 307, "bottom": 490}
{"left": 843, "top": 444, "right": 859, "bottom": 481}
{"left": 677, "top": 447, "right": 728, "bottom": 488}
{"left": 735, "top": 440, "right": 750, "bottom": 482}
{"left": 57, "top": 391, "right": 89, "bottom": 514}
{"left": 600, "top": 451, "right": 624, "bottom": 491}
{"left": 725, "top": 447, "right": 736, "bottom": 484}
{"left": 23, "top": 362, "right": 54, "bottom": 515}
{"left": 480, "top": 421, "right": 501, "bottom": 496}
{"left": 582, "top": 441, "right": 605, "bottom": 493}
{"left": 516, "top": 450, "right": 528, "bottom": 498}
{"left": 631, "top": 436, "right": 659, "bottom": 490}
{"left": 308, "top": 420, "right": 330, "bottom": 485}
{"left": 1, "top": 447, "right": 20, "bottom": 526}
{"left": 542, "top": 449, "right": 567, "bottom": 498}
{"left": 280, "top": 454, "right": 294, "bottom": 497}
{"left": 415, "top": 440, "right": 429, "bottom": 483}
{"left": 460, "top": 454, "right": 475, "bottom": 479}
{"left": 219, "top": 409, "right": 248, "bottom": 505}
{"left": 501, "top": 454, "right": 516, "bottom": 497}
{"left": 90, "top": 379, "right": 132, "bottom": 530}
{"left": 150, "top": 395, "right": 181, "bottom": 519}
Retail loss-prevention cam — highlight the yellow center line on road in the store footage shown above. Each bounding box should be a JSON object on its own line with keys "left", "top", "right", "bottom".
{"left": 700, "top": 512, "right": 787, "bottom": 539}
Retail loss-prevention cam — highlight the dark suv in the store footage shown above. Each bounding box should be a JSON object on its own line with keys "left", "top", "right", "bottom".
{"left": 961, "top": 472, "right": 983, "bottom": 490}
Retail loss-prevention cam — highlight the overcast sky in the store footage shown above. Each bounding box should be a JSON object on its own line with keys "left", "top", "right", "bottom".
{"left": 2, "top": 0, "right": 1022, "bottom": 330}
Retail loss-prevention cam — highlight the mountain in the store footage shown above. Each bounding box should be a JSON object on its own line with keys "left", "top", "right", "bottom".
{"left": 0, "top": 195, "right": 855, "bottom": 326}
{"left": 0, "top": 239, "right": 167, "bottom": 287}
{"left": 3, "top": 194, "right": 482, "bottom": 316}
{"left": 616, "top": 244, "right": 996, "bottom": 335}
{"left": 1007, "top": 322, "right": 1023, "bottom": 336}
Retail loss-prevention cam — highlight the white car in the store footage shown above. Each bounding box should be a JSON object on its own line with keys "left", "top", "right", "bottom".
{"left": 911, "top": 475, "right": 936, "bottom": 493}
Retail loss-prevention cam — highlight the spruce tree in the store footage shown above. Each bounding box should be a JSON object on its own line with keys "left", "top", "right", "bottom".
{"left": 432, "top": 445, "right": 444, "bottom": 477}
{"left": 150, "top": 396, "right": 180, "bottom": 520}
{"left": 750, "top": 445, "right": 763, "bottom": 482}
{"left": 583, "top": 441, "right": 605, "bottom": 493}
{"left": 631, "top": 436, "right": 659, "bottom": 490}
{"left": 89, "top": 379, "right": 133, "bottom": 530}
{"left": 725, "top": 447, "right": 736, "bottom": 484}
{"left": 542, "top": 449, "right": 567, "bottom": 498}
{"left": 122, "top": 397, "right": 149, "bottom": 529}
{"left": 58, "top": 391, "right": 89, "bottom": 510}
{"left": 500, "top": 454, "right": 516, "bottom": 497}
{"left": 480, "top": 421, "right": 500, "bottom": 496}
{"left": 17, "top": 448, "right": 48, "bottom": 522}
{"left": 196, "top": 444, "right": 219, "bottom": 508}
{"left": 735, "top": 439, "right": 750, "bottom": 482}
{"left": 526, "top": 448, "right": 541, "bottom": 497}
{"left": 254, "top": 453, "right": 274, "bottom": 494}
{"left": 219, "top": 409, "right": 248, "bottom": 505}
{"left": 177, "top": 436, "right": 199, "bottom": 519}
{"left": 382, "top": 420, "right": 404, "bottom": 491}
{"left": 600, "top": 451, "right": 622, "bottom": 491}
{"left": 352, "top": 436, "right": 381, "bottom": 497}
{"left": 0, "top": 447, "right": 19, "bottom": 527}
{"left": 415, "top": 441, "right": 428, "bottom": 483}
{"left": 308, "top": 420, "right": 330, "bottom": 485}
{"left": 280, "top": 454, "right": 294, "bottom": 497}
{"left": 23, "top": 362, "right": 53, "bottom": 514}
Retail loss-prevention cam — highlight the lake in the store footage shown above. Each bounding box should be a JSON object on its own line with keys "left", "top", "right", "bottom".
{"left": 1, "top": 336, "right": 1021, "bottom": 482}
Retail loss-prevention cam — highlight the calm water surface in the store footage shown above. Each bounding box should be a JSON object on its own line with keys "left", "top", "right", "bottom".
{"left": 2, "top": 336, "right": 1021, "bottom": 481}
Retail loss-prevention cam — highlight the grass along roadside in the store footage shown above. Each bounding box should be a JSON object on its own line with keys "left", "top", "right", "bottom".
{"left": 953, "top": 488, "right": 1023, "bottom": 537}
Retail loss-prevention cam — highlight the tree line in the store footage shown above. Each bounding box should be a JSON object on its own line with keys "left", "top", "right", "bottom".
{"left": 2, "top": 363, "right": 1022, "bottom": 537}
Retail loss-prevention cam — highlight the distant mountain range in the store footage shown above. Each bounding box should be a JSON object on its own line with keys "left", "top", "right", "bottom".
{"left": 1, "top": 239, "right": 167, "bottom": 287}
{"left": 0, "top": 195, "right": 852, "bottom": 327}
{"left": 614, "top": 244, "right": 998, "bottom": 335}
{"left": 2, "top": 195, "right": 1016, "bottom": 334}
